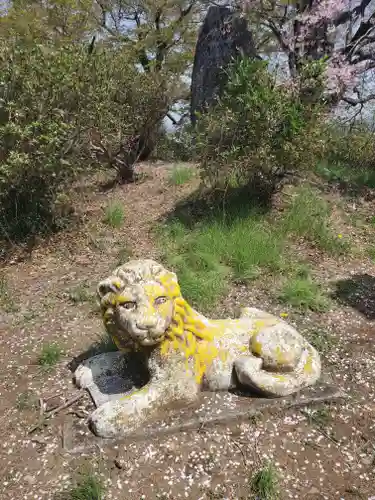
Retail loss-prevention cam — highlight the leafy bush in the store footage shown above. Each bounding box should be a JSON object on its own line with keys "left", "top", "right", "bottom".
{"left": 325, "top": 124, "right": 375, "bottom": 174}
{"left": 0, "top": 37, "right": 167, "bottom": 244}
{"left": 193, "top": 57, "right": 326, "bottom": 190}
{"left": 0, "top": 42, "right": 84, "bottom": 241}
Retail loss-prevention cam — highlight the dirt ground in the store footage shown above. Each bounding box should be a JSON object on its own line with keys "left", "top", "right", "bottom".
{"left": 0, "top": 163, "right": 375, "bottom": 500}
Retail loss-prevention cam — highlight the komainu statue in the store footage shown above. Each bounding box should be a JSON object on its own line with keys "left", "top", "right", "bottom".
{"left": 74, "top": 260, "right": 321, "bottom": 438}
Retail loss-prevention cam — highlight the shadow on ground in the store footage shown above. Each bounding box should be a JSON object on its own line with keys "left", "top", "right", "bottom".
{"left": 162, "top": 177, "right": 278, "bottom": 228}
{"left": 332, "top": 274, "right": 375, "bottom": 320}
{"left": 67, "top": 334, "right": 119, "bottom": 373}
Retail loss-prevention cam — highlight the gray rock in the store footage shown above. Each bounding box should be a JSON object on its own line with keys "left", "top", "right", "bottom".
{"left": 190, "top": 5, "right": 257, "bottom": 124}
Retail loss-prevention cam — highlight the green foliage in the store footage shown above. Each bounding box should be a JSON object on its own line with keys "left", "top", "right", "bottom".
{"left": 282, "top": 187, "right": 349, "bottom": 255}
{"left": 324, "top": 124, "right": 375, "bottom": 176}
{"left": 103, "top": 202, "right": 125, "bottom": 228}
{"left": 68, "top": 473, "right": 104, "bottom": 500}
{"left": 279, "top": 276, "right": 331, "bottom": 312}
{"left": 305, "top": 329, "right": 337, "bottom": 355}
{"left": 316, "top": 160, "right": 375, "bottom": 189}
{"left": 168, "top": 164, "right": 195, "bottom": 186}
{"left": 38, "top": 343, "right": 63, "bottom": 367}
{"left": 16, "top": 391, "right": 39, "bottom": 410}
{"left": 67, "top": 284, "right": 95, "bottom": 304}
{"left": 194, "top": 57, "right": 326, "bottom": 190}
{"left": 115, "top": 245, "right": 133, "bottom": 267}
{"left": 0, "top": 274, "right": 18, "bottom": 312}
{"left": 160, "top": 210, "right": 285, "bottom": 309}
{"left": 0, "top": 30, "right": 167, "bottom": 245}
{"left": 153, "top": 125, "right": 196, "bottom": 162}
{"left": 249, "top": 462, "right": 280, "bottom": 500}
{"left": 303, "top": 405, "right": 333, "bottom": 430}
{"left": 0, "top": 42, "right": 82, "bottom": 241}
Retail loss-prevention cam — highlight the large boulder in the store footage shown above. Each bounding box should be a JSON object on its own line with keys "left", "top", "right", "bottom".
{"left": 190, "top": 5, "right": 257, "bottom": 124}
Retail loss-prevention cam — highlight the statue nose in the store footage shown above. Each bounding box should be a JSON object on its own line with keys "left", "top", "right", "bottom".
{"left": 136, "top": 311, "right": 158, "bottom": 329}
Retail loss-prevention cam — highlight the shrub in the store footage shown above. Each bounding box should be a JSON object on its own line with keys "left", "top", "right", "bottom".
{"left": 324, "top": 123, "right": 375, "bottom": 172}
{"left": 0, "top": 42, "right": 82, "bottom": 241}
{"left": 0, "top": 37, "right": 167, "bottom": 244}
{"left": 193, "top": 57, "right": 326, "bottom": 190}
{"left": 278, "top": 276, "right": 331, "bottom": 312}
{"left": 168, "top": 165, "right": 195, "bottom": 186}
{"left": 38, "top": 343, "right": 63, "bottom": 367}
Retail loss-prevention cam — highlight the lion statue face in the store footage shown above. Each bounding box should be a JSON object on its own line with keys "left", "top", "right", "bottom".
{"left": 97, "top": 260, "right": 179, "bottom": 348}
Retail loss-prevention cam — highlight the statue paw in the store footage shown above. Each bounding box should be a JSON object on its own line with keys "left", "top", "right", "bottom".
{"left": 74, "top": 364, "right": 94, "bottom": 389}
{"left": 89, "top": 399, "right": 138, "bottom": 438}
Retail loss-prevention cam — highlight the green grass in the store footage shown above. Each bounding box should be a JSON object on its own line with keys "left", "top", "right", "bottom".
{"left": 16, "top": 391, "right": 39, "bottom": 410}
{"left": 103, "top": 201, "right": 125, "bottom": 228}
{"left": 305, "top": 328, "right": 337, "bottom": 355}
{"left": 278, "top": 276, "right": 331, "bottom": 312}
{"left": 368, "top": 245, "right": 375, "bottom": 262}
{"left": 282, "top": 186, "right": 349, "bottom": 255}
{"left": 68, "top": 473, "right": 104, "bottom": 500}
{"left": 115, "top": 244, "right": 132, "bottom": 267}
{"left": 316, "top": 160, "right": 375, "bottom": 189}
{"left": 67, "top": 284, "right": 95, "bottom": 304}
{"left": 38, "top": 343, "right": 63, "bottom": 368}
{"left": 168, "top": 165, "right": 195, "bottom": 186}
{"left": 158, "top": 185, "right": 346, "bottom": 311}
{"left": 160, "top": 213, "right": 284, "bottom": 310}
{"left": 249, "top": 462, "right": 279, "bottom": 500}
{"left": 0, "top": 274, "right": 19, "bottom": 313}
{"left": 302, "top": 405, "right": 332, "bottom": 429}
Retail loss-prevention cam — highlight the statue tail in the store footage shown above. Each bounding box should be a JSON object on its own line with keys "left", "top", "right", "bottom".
{"left": 234, "top": 345, "right": 321, "bottom": 397}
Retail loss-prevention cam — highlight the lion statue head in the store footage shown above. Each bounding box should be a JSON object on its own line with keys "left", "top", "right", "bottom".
{"left": 97, "top": 259, "right": 185, "bottom": 349}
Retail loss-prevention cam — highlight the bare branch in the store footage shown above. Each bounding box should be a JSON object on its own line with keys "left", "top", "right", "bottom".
{"left": 342, "top": 93, "right": 375, "bottom": 105}
{"left": 334, "top": 0, "right": 373, "bottom": 26}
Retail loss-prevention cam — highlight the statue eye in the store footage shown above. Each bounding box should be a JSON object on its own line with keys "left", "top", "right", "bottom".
{"left": 122, "top": 302, "right": 136, "bottom": 310}
{"left": 154, "top": 296, "right": 168, "bottom": 306}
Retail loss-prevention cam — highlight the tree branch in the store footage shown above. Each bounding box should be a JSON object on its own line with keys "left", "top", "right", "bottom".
{"left": 342, "top": 92, "right": 375, "bottom": 106}
{"left": 334, "top": 0, "right": 373, "bottom": 26}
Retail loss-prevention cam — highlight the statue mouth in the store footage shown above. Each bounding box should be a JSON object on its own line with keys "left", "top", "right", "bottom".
{"left": 137, "top": 335, "right": 164, "bottom": 346}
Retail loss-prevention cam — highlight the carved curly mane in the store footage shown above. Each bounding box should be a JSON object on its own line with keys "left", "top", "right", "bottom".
{"left": 158, "top": 274, "right": 221, "bottom": 383}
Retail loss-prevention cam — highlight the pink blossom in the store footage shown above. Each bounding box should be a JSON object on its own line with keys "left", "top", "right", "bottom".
{"left": 325, "top": 55, "right": 358, "bottom": 94}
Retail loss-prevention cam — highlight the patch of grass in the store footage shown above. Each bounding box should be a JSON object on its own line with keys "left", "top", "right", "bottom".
{"left": 67, "top": 284, "right": 95, "bottom": 304}
{"left": 282, "top": 186, "right": 349, "bottom": 255}
{"left": 21, "top": 310, "right": 38, "bottom": 322}
{"left": 103, "top": 201, "right": 124, "bottom": 228}
{"left": 67, "top": 473, "right": 104, "bottom": 500}
{"left": 249, "top": 461, "right": 279, "bottom": 500}
{"left": 316, "top": 160, "right": 375, "bottom": 189}
{"left": 16, "top": 391, "right": 39, "bottom": 410}
{"left": 115, "top": 245, "right": 132, "bottom": 267}
{"left": 38, "top": 343, "right": 63, "bottom": 368}
{"left": 0, "top": 274, "right": 19, "bottom": 313}
{"left": 278, "top": 276, "right": 331, "bottom": 312}
{"left": 160, "top": 213, "right": 284, "bottom": 310}
{"left": 368, "top": 245, "right": 375, "bottom": 262}
{"left": 168, "top": 164, "right": 194, "bottom": 186}
{"left": 302, "top": 405, "right": 332, "bottom": 429}
{"left": 305, "top": 329, "right": 337, "bottom": 355}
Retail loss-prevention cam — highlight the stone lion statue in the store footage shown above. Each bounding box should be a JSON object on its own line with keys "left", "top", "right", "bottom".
{"left": 74, "top": 259, "right": 321, "bottom": 438}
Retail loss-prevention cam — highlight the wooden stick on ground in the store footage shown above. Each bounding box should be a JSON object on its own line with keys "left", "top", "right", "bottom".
{"left": 28, "top": 391, "right": 85, "bottom": 434}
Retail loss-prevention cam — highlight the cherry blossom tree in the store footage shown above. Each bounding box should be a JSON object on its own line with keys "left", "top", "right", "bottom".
{"left": 242, "top": 0, "right": 375, "bottom": 110}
